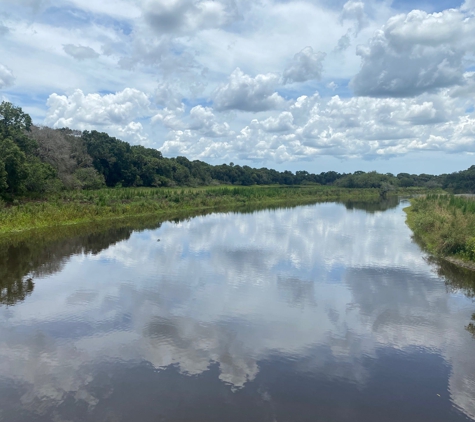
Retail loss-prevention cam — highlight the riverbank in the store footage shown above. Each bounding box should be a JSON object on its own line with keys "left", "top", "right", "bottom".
{"left": 404, "top": 194, "right": 475, "bottom": 266}
{"left": 0, "top": 185, "right": 425, "bottom": 236}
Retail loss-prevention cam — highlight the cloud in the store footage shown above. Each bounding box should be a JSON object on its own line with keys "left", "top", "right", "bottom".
{"left": 154, "top": 82, "right": 183, "bottom": 109}
{"left": 257, "top": 111, "right": 294, "bottom": 132}
{"left": 0, "top": 64, "right": 15, "bottom": 89}
{"left": 1, "top": 0, "right": 49, "bottom": 14}
{"left": 45, "top": 88, "right": 152, "bottom": 143}
{"left": 2, "top": 0, "right": 475, "bottom": 169}
{"left": 158, "top": 105, "right": 232, "bottom": 157}
{"left": 189, "top": 105, "right": 231, "bottom": 137}
{"left": 292, "top": 94, "right": 456, "bottom": 157}
{"left": 213, "top": 68, "right": 284, "bottom": 112}
{"left": 339, "top": 0, "right": 368, "bottom": 34}
{"left": 335, "top": 32, "right": 351, "bottom": 52}
{"left": 159, "top": 88, "right": 475, "bottom": 162}
{"left": 0, "top": 23, "right": 8, "bottom": 36}
{"left": 282, "top": 46, "right": 326, "bottom": 84}
{"left": 351, "top": 9, "right": 474, "bottom": 97}
{"left": 151, "top": 103, "right": 186, "bottom": 130}
{"left": 462, "top": 0, "right": 475, "bottom": 10}
{"left": 143, "top": 0, "right": 230, "bottom": 35}
{"left": 63, "top": 44, "right": 100, "bottom": 61}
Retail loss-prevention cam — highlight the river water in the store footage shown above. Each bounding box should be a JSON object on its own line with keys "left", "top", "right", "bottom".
{"left": 1, "top": 199, "right": 475, "bottom": 422}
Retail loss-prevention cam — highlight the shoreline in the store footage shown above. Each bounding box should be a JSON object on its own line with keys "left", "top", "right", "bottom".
{"left": 0, "top": 185, "right": 429, "bottom": 238}
{"left": 442, "top": 256, "right": 475, "bottom": 272}
{"left": 404, "top": 199, "right": 475, "bottom": 272}
{"left": 0, "top": 195, "right": 320, "bottom": 239}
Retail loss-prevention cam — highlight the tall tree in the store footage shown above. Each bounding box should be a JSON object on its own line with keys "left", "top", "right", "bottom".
{"left": 0, "top": 101, "right": 36, "bottom": 154}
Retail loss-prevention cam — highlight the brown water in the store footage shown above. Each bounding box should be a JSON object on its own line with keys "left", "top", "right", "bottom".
{"left": 1, "top": 200, "right": 475, "bottom": 422}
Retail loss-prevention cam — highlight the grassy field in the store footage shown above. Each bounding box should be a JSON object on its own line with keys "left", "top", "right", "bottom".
{"left": 405, "top": 194, "right": 475, "bottom": 263}
{"left": 0, "top": 185, "right": 427, "bottom": 235}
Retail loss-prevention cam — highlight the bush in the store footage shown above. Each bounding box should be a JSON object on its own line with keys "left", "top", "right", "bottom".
{"left": 74, "top": 168, "right": 106, "bottom": 190}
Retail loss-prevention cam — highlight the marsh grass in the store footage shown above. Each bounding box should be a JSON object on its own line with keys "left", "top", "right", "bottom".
{"left": 405, "top": 194, "right": 475, "bottom": 261}
{"left": 0, "top": 185, "right": 425, "bottom": 235}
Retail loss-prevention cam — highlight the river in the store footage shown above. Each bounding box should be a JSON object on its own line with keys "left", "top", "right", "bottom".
{"left": 1, "top": 199, "right": 475, "bottom": 422}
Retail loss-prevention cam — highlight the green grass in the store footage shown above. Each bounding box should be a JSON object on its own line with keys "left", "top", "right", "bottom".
{"left": 0, "top": 185, "right": 427, "bottom": 235}
{"left": 404, "top": 194, "right": 475, "bottom": 262}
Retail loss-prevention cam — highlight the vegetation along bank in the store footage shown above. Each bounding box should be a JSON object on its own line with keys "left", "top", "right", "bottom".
{"left": 1, "top": 185, "right": 420, "bottom": 235}
{"left": 404, "top": 195, "right": 475, "bottom": 268}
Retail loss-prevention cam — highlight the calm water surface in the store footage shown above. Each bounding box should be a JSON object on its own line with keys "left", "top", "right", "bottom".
{"left": 1, "top": 200, "right": 475, "bottom": 422}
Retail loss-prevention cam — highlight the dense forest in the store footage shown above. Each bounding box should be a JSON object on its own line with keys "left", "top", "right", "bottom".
{"left": 1, "top": 101, "right": 475, "bottom": 199}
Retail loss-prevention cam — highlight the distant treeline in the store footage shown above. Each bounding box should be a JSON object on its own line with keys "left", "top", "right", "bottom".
{"left": 1, "top": 101, "right": 475, "bottom": 198}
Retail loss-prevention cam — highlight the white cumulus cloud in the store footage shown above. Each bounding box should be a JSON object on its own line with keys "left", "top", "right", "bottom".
{"left": 213, "top": 68, "right": 284, "bottom": 112}
{"left": 45, "top": 88, "right": 152, "bottom": 144}
{"left": 158, "top": 87, "right": 475, "bottom": 162}
{"left": 351, "top": 9, "right": 475, "bottom": 97}
{"left": 189, "top": 105, "right": 231, "bottom": 137}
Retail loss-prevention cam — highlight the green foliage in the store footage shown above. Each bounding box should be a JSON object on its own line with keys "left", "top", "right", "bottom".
{"left": 335, "top": 171, "right": 395, "bottom": 189}
{"left": 0, "top": 102, "right": 65, "bottom": 198}
{"left": 24, "top": 158, "right": 59, "bottom": 193}
{"left": 0, "top": 101, "right": 32, "bottom": 133}
{"left": 442, "top": 165, "right": 475, "bottom": 193}
{"left": 74, "top": 167, "right": 106, "bottom": 190}
{"left": 0, "top": 101, "right": 36, "bottom": 154}
{"left": 0, "top": 185, "right": 391, "bottom": 234}
{"left": 405, "top": 194, "right": 475, "bottom": 262}
{"left": 0, "top": 160, "right": 7, "bottom": 192}
{"left": 0, "top": 137, "right": 28, "bottom": 196}
{"left": 379, "top": 182, "right": 395, "bottom": 198}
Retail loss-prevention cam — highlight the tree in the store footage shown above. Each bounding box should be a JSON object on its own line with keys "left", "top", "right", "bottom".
{"left": 0, "top": 161, "right": 7, "bottom": 193}
{"left": 29, "top": 126, "right": 77, "bottom": 184}
{"left": 0, "top": 101, "right": 36, "bottom": 154}
{"left": 0, "top": 137, "right": 28, "bottom": 196}
{"left": 379, "top": 182, "right": 395, "bottom": 199}
{"left": 74, "top": 168, "right": 106, "bottom": 190}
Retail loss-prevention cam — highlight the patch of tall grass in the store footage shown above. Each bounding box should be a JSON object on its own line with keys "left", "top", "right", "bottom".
{"left": 0, "top": 185, "right": 423, "bottom": 235}
{"left": 405, "top": 194, "right": 475, "bottom": 261}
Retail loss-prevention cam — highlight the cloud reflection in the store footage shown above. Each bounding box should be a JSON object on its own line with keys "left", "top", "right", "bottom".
{"left": 0, "top": 202, "right": 475, "bottom": 420}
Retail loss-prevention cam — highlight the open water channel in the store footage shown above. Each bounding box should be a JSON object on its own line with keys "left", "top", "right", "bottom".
{"left": 1, "top": 199, "right": 475, "bottom": 422}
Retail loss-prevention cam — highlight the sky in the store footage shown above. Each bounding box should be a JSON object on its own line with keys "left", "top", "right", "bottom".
{"left": 1, "top": 0, "right": 475, "bottom": 174}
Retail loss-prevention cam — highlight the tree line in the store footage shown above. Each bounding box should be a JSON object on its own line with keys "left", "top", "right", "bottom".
{"left": 1, "top": 101, "right": 475, "bottom": 198}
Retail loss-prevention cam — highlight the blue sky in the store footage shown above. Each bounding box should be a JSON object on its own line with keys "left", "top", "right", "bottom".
{"left": 1, "top": 0, "right": 475, "bottom": 174}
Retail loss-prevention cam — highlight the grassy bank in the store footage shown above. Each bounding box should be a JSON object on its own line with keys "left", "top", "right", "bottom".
{"left": 0, "top": 185, "right": 426, "bottom": 235}
{"left": 404, "top": 194, "right": 475, "bottom": 264}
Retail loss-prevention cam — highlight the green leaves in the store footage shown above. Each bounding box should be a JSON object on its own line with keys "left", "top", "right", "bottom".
{"left": 24, "top": 158, "right": 59, "bottom": 193}
{"left": 0, "top": 101, "right": 32, "bottom": 134}
{"left": 0, "top": 160, "right": 7, "bottom": 192}
{"left": 0, "top": 137, "right": 28, "bottom": 196}
{"left": 0, "top": 101, "right": 37, "bottom": 155}
{"left": 73, "top": 168, "right": 106, "bottom": 190}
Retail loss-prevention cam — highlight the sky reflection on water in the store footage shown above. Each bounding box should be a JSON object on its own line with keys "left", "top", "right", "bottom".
{"left": 1, "top": 201, "right": 475, "bottom": 422}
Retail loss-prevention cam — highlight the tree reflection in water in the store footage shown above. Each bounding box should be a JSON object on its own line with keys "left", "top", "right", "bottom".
{"left": 0, "top": 218, "right": 162, "bottom": 306}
